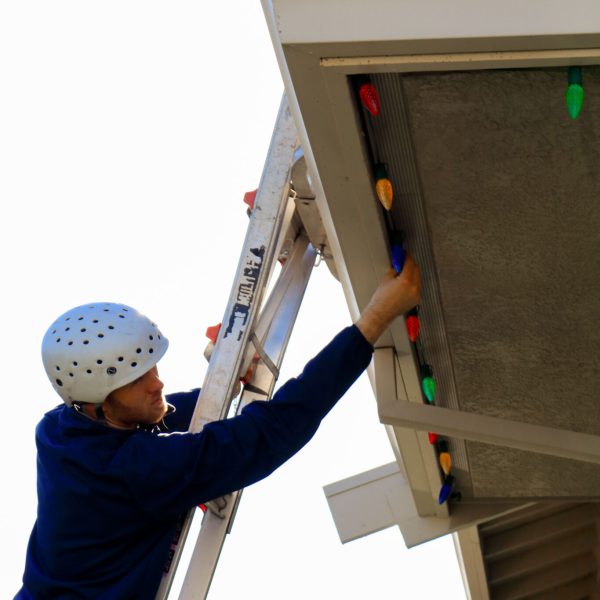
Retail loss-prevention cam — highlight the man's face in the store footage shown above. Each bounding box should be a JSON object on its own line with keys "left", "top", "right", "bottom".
{"left": 103, "top": 365, "right": 166, "bottom": 428}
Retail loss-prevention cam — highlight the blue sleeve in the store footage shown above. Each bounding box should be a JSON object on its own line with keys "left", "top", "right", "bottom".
{"left": 122, "top": 325, "right": 373, "bottom": 518}
{"left": 164, "top": 389, "right": 200, "bottom": 432}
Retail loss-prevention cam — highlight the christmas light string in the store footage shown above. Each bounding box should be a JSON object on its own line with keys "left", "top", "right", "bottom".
{"left": 355, "top": 67, "right": 586, "bottom": 504}
{"left": 355, "top": 74, "right": 456, "bottom": 504}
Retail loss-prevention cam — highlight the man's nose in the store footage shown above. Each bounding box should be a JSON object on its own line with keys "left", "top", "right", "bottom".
{"left": 150, "top": 373, "right": 164, "bottom": 392}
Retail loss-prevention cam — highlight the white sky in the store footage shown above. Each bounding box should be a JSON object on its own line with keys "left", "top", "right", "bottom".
{"left": 0, "top": 2, "right": 465, "bottom": 598}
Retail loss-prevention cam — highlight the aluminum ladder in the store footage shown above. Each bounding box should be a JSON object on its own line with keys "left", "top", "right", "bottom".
{"left": 155, "top": 96, "right": 319, "bottom": 600}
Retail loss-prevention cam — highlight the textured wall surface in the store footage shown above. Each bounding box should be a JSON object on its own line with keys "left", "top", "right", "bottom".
{"left": 469, "top": 442, "right": 600, "bottom": 498}
{"left": 373, "top": 68, "right": 600, "bottom": 498}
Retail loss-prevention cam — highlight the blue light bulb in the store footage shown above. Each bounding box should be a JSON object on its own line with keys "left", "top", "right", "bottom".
{"left": 438, "top": 475, "right": 455, "bottom": 504}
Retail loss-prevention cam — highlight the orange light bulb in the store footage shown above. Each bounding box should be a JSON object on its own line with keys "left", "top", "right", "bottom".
{"left": 439, "top": 452, "right": 452, "bottom": 476}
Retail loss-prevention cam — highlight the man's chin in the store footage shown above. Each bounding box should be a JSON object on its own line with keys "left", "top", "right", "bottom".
{"left": 145, "top": 398, "right": 167, "bottom": 424}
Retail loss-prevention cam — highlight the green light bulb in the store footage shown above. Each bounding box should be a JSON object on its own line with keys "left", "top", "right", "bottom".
{"left": 566, "top": 85, "right": 584, "bottom": 119}
{"left": 566, "top": 67, "right": 584, "bottom": 120}
{"left": 422, "top": 376, "right": 436, "bottom": 403}
{"left": 421, "top": 364, "right": 436, "bottom": 403}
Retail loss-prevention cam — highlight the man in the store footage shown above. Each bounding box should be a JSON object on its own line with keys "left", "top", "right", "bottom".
{"left": 16, "top": 257, "right": 420, "bottom": 599}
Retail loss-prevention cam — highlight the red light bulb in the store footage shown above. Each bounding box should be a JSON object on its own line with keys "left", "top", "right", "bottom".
{"left": 406, "top": 314, "right": 420, "bottom": 342}
{"left": 359, "top": 82, "right": 380, "bottom": 116}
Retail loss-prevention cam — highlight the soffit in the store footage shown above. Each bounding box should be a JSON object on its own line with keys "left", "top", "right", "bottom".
{"left": 369, "top": 69, "right": 600, "bottom": 499}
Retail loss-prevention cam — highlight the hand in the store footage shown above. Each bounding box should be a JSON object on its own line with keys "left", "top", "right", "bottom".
{"left": 203, "top": 494, "right": 230, "bottom": 519}
{"left": 355, "top": 254, "right": 421, "bottom": 345}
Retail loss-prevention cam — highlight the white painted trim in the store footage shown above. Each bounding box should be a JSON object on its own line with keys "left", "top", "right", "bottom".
{"left": 323, "top": 462, "right": 532, "bottom": 547}
{"left": 374, "top": 348, "right": 449, "bottom": 517}
{"left": 270, "top": 0, "right": 600, "bottom": 46}
{"left": 323, "top": 462, "right": 408, "bottom": 544}
{"left": 453, "top": 528, "right": 490, "bottom": 600}
{"left": 378, "top": 399, "right": 600, "bottom": 465}
{"left": 260, "top": 3, "right": 361, "bottom": 319}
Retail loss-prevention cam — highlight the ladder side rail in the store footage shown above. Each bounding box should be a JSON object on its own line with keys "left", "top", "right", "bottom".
{"left": 237, "top": 197, "right": 299, "bottom": 382}
{"left": 196, "top": 185, "right": 293, "bottom": 426}
{"left": 178, "top": 238, "right": 316, "bottom": 600}
{"left": 191, "top": 97, "right": 298, "bottom": 430}
{"left": 154, "top": 95, "right": 297, "bottom": 600}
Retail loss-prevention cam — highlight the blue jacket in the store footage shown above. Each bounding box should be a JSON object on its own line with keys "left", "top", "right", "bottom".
{"left": 17, "top": 325, "right": 373, "bottom": 599}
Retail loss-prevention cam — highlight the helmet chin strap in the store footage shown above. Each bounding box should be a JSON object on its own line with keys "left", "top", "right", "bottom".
{"left": 72, "top": 401, "right": 108, "bottom": 423}
{"left": 72, "top": 400, "right": 175, "bottom": 432}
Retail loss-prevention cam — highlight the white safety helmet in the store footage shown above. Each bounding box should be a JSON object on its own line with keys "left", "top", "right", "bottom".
{"left": 42, "top": 303, "right": 169, "bottom": 406}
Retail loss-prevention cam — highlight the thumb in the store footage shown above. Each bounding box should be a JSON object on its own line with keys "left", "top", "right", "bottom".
{"left": 382, "top": 267, "right": 397, "bottom": 282}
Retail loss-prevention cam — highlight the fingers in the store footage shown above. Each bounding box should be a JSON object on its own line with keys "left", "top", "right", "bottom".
{"left": 386, "top": 253, "right": 419, "bottom": 285}
{"left": 393, "top": 253, "right": 421, "bottom": 307}
{"left": 401, "top": 255, "right": 420, "bottom": 285}
{"left": 204, "top": 495, "right": 230, "bottom": 519}
{"left": 383, "top": 255, "right": 415, "bottom": 281}
{"left": 382, "top": 267, "right": 398, "bottom": 282}
{"left": 398, "top": 254, "right": 417, "bottom": 277}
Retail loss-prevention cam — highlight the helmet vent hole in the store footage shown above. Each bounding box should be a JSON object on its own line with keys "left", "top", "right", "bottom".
{"left": 98, "top": 333, "right": 104, "bottom": 338}
{"left": 117, "top": 356, "right": 124, "bottom": 362}
{"left": 107, "top": 366, "right": 117, "bottom": 375}
{"left": 56, "top": 338, "right": 61, "bottom": 343}
{"left": 66, "top": 317, "right": 71, "bottom": 321}
{"left": 69, "top": 373, "right": 74, "bottom": 377}
{"left": 119, "top": 315, "right": 125, "bottom": 319}
{"left": 65, "top": 327, "right": 70, "bottom": 331}
{"left": 68, "top": 341, "right": 73, "bottom": 346}
{"left": 80, "top": 328, "right": 86, "bottom": 332}
{"left": 103, "top": 308, "right": 109, "bottom": 312}
{"left": 93, "top": 319, "right": 99, "bottom": 324}
{"left": 108, "top": 325, "right": 114, "bottom": 330}
{"left": 86, "top": 369, "right": 92, "bottom": 374}
{"left": 73, "top": 361, "right": 78, "bottom": 366}
{"left": 136, "top": 348, "right": 141, "bottom": 354}
{"left": 56, "top": 379, "right": 63, "bottom": 386}
{"left": 131, "top": 362, "right": 138, "bottom": 368}
{"left": 96, "top": 359, "right": 103, "bottom": 365}
{"left": 55, "top": 366, "right": 60, "bottom": 371}
{"left": 122, "top": 308, "right": 129, "bottom": 312}
{"left": 149, "top": 348, "right": 154, "bottom": 354}
{"left": 83, "top": 340, "right": 89, "bottom": 345}
{"left": 52, "top": 329, "right": 57, "bottom": 334}
{"left": 149, "top": 335, "right": 154, "bottom": 340}
{"left": 78, "top": 317, "right": 84, "bottom": 321}
{"left": 158, "top": 335, "right": 161, "bottom": 340}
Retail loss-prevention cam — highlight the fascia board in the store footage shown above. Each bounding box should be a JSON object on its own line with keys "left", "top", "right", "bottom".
{"left": 270, "top": 0, "right": 600, "bottom": 49}
{"left": 262, "top": 0, "right": 456, "bottom": 515}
